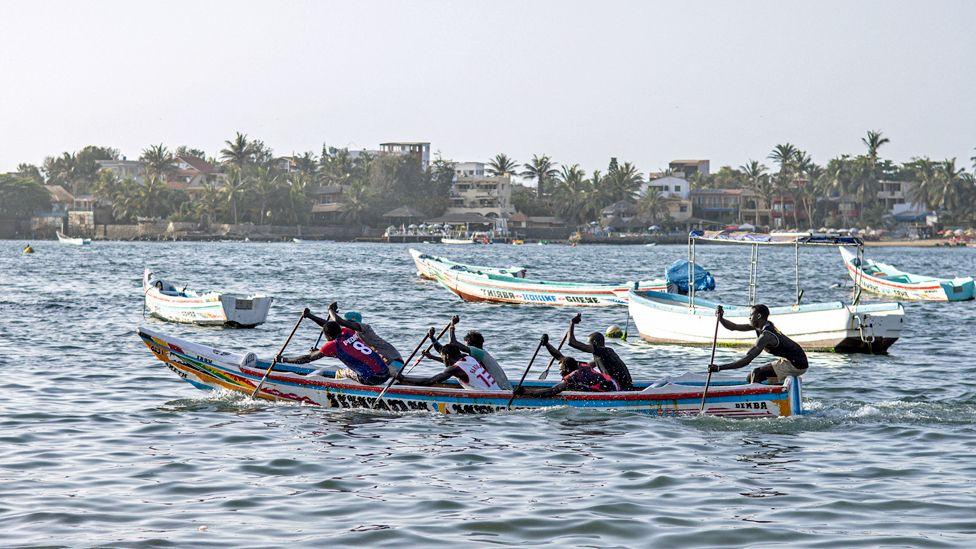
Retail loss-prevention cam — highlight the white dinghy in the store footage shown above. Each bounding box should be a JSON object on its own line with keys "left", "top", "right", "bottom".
{"left": 142, "top": 268, "right": 273, "bottom": 327}
{"left": 56, "top": 231, "right": 91, "bottom": 246}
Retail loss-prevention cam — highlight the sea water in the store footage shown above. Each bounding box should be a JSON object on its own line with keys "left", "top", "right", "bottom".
{"left": 1, "top": 241, "right": 974, "bottom": 546}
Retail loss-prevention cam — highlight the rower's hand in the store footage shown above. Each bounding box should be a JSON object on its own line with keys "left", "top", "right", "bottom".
{"left": 302, "top": 307, "right": 311, "bottom": 319}
{"left": 451, "top": 315, "right": 460, "bottom": 325}
{"left": 715, "top": 305, "right": 724, "bottom": 318}
{"left": 708, "top": 364, "right": 720, "bottom": 373}
{"left": 571, "top": 313, "right": 582, "bottom": 325}
{"left": 427, "top": 327, "right": 436, "bottom": 338}
{"left": 540, "top": 333, "right": 549, "bottom": 345}
{"left": 328, "top": 301, "right": 338, "bottom": 313}
{"left": 276, "top": 354, "right": 286, "bottom": 363}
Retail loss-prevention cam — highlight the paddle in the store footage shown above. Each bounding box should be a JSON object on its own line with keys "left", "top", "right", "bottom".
{"left": 507, "top": 338, "right": 545, "bottom": 410}
{"left": 537, "top": 330, "right": 568, "bottom": 380}
{"left": 403, "top": 318, "right": 454, "bottom": 375}
{"left": 250, "top": 311, "right": 306, "bottom": 399}
{"left": 371, "top": 330, "right": 433, "bottom": 410}
{"left": 699, "top": 308, "right": 722, "bottom": 415}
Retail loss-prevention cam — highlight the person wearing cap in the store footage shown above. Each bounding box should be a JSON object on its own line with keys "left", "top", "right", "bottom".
{"left": 567, "top": 313, "right": 635, "bottom": 390}
{"left": 708, "top": 304, "right": 808, "bottom": 384}
{"left": 327, "top": 302, "right": 405, "bottom": 376}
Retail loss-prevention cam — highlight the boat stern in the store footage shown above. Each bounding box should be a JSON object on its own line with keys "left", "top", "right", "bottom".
{"left": 220, "top": 294, "right": 273, "bottom": 327}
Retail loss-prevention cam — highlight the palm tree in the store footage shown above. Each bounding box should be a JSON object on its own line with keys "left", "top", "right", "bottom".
{"left": 140, "top": 144, "right": 177, "bottom": 181}
{"left": 220, "top": 132, "right": 254, "bottom": 169}
{"left": 793, "top": 152, "right": 819, "bottom": 229}
{"left": 222, "top": 166, "right": 249, "bottom": 224}
{"left": 862, "top": 130, "right": 890, "bottom": 163}
{"left": 935, "top": 158, "right": 966, "bottom": 219}
{"left": 250, "top": 166, "right": 281, "bottom": 222}
{"left": 551, "top": 164, "right": 594, "bottom": 224}
{"left": 906, "top": 157, "right": 937, "bottom": 210}
{"left": 487, "top": 153, "right": 518, "bottom": 177}
{"left": 768, "top": 143, "right": 799, "bottom": 227}
{"left": 603, "top": 161, "right": 644, "bottom": 203}
{"left": 637, "top": 188, "right": 669, "bottom": 225}
{"left": 740, "top": 160, "right": 769, "bottom": 226}
{"left": 293, "top": 151, "right": 318, "bottom": 178}
{"left": 521, "top": 154, "right": 558, "bottom": 197}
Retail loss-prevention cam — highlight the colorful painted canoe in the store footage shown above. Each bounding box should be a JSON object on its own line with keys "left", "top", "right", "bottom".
{"left": 840, "top": 247, "right": 975, "bottom": 302}
{"left": 137, "top": 326, "right": 803, "bottom": 418}
{"left": 416, "top": 250, "right": 666, "bottom": 306}
{"left": 143, "top": 268, "right": 273, "bottom": 328}
{"left": 628, "top": 289, "right": 904, "bottom": 354}
{"left": 409, "top": 248, "right": 526, "bottom": 279}
{"left": 57, "top": 231, "right": 91, "bottom": 245}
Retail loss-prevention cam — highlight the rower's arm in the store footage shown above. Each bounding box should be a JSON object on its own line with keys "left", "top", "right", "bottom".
{"left": 718, "top": 316, "right": 753, "bottom": 332}
{"left": 567, "top": 320, "right": 594, "bottom": 353}
{"left": 519, "top": 381, "right": 569, "bottom": 398}
{"left": 429, "top": 335, "right": 444, "bottom": 354}
{"left": 543, "top": 340, "right": 564, "bottom": 361}
{"left": 328, "top": 309, "right": 362, "bottom": 331}
{"left": 305, "top": 312, "right": 329, "bottom": 329}
{"left": 422, "top": 350, "right": 440, "bottom": 361}
{"left": 280, "top": 350, "right": 325, "bottom": 364}
{"left": 398, "top": 367, "right": 459, "bottom": 386}
{"left": 717, "top": 333, "right": 774, "bottom": 370}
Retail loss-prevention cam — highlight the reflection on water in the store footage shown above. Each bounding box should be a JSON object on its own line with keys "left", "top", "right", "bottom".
{"left": 1, "top": 240, "right": 975, "bottom": 546}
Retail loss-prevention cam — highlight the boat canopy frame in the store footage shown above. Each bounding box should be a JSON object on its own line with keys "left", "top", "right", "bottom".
{"left": 687, "top": 230, "right": 865, "bottom": 308}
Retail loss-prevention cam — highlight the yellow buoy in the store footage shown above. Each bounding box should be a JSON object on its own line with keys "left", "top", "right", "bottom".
{"left": 23, "top": 244, "right": 34, "bottom": 254}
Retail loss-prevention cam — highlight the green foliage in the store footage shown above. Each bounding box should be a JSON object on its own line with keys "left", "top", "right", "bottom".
{"left": 512, "top": 184, "right": 554, "bottom": 217}
{"left": 0, "top": 174, "right": 50, "bottom": 219}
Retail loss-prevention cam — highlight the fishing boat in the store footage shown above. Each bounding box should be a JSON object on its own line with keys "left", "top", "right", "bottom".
{"left": 628, "top": 231, "right": 905, "bottom": 353}
{"left": 137, "top": 326, "right": 803, "bottom": 417}
{"left": 56, "top": 231, "right": 91, "bottom": 246}
{"left": 441, "top": 237, "right": 475, "bottom": 245}
{"left": 142, "top": 268, "right": 273, "bottom": 327}
{"left": 410, "top": 248, "right": 526, "bottom": 279}
{"left": 419, "top": 251, "right": 668, "bottom": 306}
{"left": 839, "top": 247, "right": 975, "bottom": 302}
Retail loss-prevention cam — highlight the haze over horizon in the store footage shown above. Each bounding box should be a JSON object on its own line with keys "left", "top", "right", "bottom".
{"left": 1, "top": 0, "right": 974, "bottom": 174}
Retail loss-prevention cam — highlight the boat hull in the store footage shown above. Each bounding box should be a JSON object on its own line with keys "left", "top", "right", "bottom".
{"left": 143, "top": 269, "right": 272, "bottom": 327}
{"left": 409, "top": 248, "right": 526, "bottom": 279}
{"left": 628, "top": 289, "right": 903, "bottom": 354}
{"left": 840, "top": 247, "right": 975, "bottom": 302}
{"left": 56, "top": 231, "right": 91, "bottom": 245}
{"left": 137, "top": 326, "right": 801, "bottom": 418}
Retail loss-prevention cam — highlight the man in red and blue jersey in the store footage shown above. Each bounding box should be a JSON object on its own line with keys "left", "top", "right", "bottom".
{"left": 279, "top": 308, "right": 391, "bottom": 385}
{"left": 513, "top": 333, "right": 620, "bottom": 398}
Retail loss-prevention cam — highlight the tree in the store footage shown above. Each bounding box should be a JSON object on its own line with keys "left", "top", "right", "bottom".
{"left": 768, "top": 143, "right": 799, "bottom": 227}
{"left": 636, "top": 188, "right": 669, "bottom": 225}
{"left": 0, "top": 174, "right": 50, "bottom": 219}
{"left": 906, "top": 157, "right": 938, "bottom": 210}
{"left": 602, "top": 159, "right": 643, "bottom": 203}
{"left": 740, "top": 160, "right": 769, "bottom": 226}
{"left": 521, "top": 154, "right": 558, "bottom": 197}
{"left": 175, "top": 146, "right": 207, "bottom": 159}
{"left": 793, "top": 152, "right": 818, "bottom": 229}
{"left": 220, "top": 132, "right": 255, "bottom": 169}
{"left": 862, "top": 130, "right": 890, "bottom": 163}
{"left": 551, "top": 164, "right": 595, "bottom": 224}
{"left": 140, "top": 144, "right": 176, "bottom": 181}
{"left": 487, "top": 153, "right": 518, "bottom": 177}
{"left": 16, "top": 163, "right": 44, "bottom": 185}
{"left": 222, "top": 166, "right": 249, "bottom": 224}
{"left": 935, "top": 158, "right": 966, "bottom": 222}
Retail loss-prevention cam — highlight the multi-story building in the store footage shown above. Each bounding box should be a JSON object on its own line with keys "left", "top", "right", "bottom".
{"left": 167, "top": 155, "right": 226, "bottom": 201}
{"left": 669, "top": 159, "right": 710, "bottom": 178}
{"left": 97, "top": 158, "right": 146, "bottom": 183}
{"left": 641, "top": 175, "right": 692, "bottom": 222}
{"left": 447, "top": 175, "right": 515, "bottom": 229}
{"left": 878, "top": 179, "right": 921, "bottom": 215}
{"left": 380, "top": 142, "right": 430, "bottom": 168}
{"left": 454, "top": 161, "right": 485, "bottom": 178}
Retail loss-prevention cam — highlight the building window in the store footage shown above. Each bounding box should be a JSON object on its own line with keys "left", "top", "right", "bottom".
{"left": 675, "top": 185, "right": 681, "bottom": 192}
{"left": 679, "top": 205, "right": 688, "bottom": 212}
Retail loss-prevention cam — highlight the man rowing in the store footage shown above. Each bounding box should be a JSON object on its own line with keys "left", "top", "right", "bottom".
{"left": 398, "top": 328, "right": 502, "bottom": 390}
{"left": 708, "top": 304, "right": 809, "bottom": 384}
{"left": 513, "top": 333, "right": 619, "bottom": 397}
{"left": 326, "top": 302, "right": 404, "bottom": 376}
{"left": 278, "top": 308, "right": 390, "bottom": 386}
{"left": 444, "top": 316, "right": 512, "bottom": 389}
{"left": 567, "top": 313, "right": 635, "bottom": 390}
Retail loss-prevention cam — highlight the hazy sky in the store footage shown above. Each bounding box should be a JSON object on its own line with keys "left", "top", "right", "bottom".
{"left": 1, "top": 0, "right": 974, "bottom": 174}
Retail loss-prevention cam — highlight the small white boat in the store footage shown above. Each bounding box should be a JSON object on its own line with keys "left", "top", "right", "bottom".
{"left": 441, "top": 237, "right": 475, "bottom": 245}
{"left": 840, "top": 247, "right": 975, "bottom": 302}
{"left": 56, "top": 231, "right": 91, "bottom": 246}
{"left": 410, "top": 249, "right": 526, "bottom": 280}
{"left": 292, "top": 238, "right": 304, "bottom": 243}
{"left": 143, "top": 269, "right": 272, "bottom": 327}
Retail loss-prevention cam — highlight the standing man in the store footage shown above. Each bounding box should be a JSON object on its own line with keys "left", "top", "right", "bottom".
{"left": 709, "top": 304, "right": 809, "bottom": 384}
{"left": 567, "top": 313, "right": 635, "bottom": 390}
{"left": 327, "top": 302, "right": 404, "bottom": 376}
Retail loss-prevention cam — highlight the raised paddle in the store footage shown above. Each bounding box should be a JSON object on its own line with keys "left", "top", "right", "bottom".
{"left": 250, "top": 311, "right": 306, "bottom": 399}
{"left": 371, "top": 329, "right": 432, "bottom": 409}
{"left": 537, "top": 330, "right": 568, "bottom": 380}
{"left": 699, "top": 307, "right": 722, "bottom": 415}
{"left": 507, "top": 338, "right": 545, "bottom": 410}
{"left": 403, "top": 318, "right": 454, "bottom": 375}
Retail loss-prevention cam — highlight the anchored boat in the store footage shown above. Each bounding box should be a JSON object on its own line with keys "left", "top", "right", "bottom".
{"left": 142, "top": 268, "right": 273, "bottom": 327}
{"left": 840, "top": 247, "right": 975, "bottom": 302}
{"left": 416, "top": 250, "right": 667, "bottom": 306}
{"left": 56, "top": 231, "right": 91, "bottom": 246}
{"left": 137, "top": 326, "right": 803, "bottom": 417}
{"left": 628, "top": 231, "right": 905, "bottom": 353}
{"left": 409, "top": 248, "right": 527, "bottom": 279}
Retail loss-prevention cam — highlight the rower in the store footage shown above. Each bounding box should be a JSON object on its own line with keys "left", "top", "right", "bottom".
{"left": 279, "top": 308, "right": 391, "bottom": 386}
{"left": 513, "top": 333, "right": 619, "bottom": 397}
{"left": 327, "top": 302, "right": 404, "bottom": 376}
{"left": 398, "top": 328, "right": 502, "bottom": 390}
{"left": 567, "top": 313, "right": 635, "bottom": 390}
{"left": 442, "top": 315, "right": 512, "bottom": 389}
{"left": 708, "top": 304, "right": 809, "bottom": 384}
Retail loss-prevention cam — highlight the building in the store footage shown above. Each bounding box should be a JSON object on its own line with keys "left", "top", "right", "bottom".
{"left": 669, "top": 159, "right": 710, "bottom": 178}
{"left": 166, "top": 155, "right": 226, "bottom": 200}
{"left": 97, "top": 158, "right": 146, "bottom": 183}
{"left": 454, "top": 161, "right": 485, "bottom": 178}
{"left": 446, "top": 175, "right": 515, "bottom": 224}
{"left": 691, "top": 189, "right": 741, "bottom": 225}
{"left": 379, "top": 142, "right": 430, "bottom": 168}
{"left": 641, "top": 175, "right": 692, "bottom": 223}
{"left": 878, "top": 180, "right": 921, "bottom": 215}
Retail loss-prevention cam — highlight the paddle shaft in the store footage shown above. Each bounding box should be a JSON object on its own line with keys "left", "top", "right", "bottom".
{"left": 372, "top": 332, "right": 432, "bottom": 409}
{"left": 250, "top": 313, "right": 305, "bottom": 399}
{"left": 537, "top": 331, "right": 568, "bottom": 380}
{"left": 699, "top": 314, "right": 721, "bottom": 414}
{"left": 507, "top": 339, "right": 545, "bottom": 410}
{"left": 403, "top": 320, "right": 453, "bottom": 375}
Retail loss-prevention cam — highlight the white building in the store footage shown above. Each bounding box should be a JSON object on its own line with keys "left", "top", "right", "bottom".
{"left": 379, "top": 142, "right": 430, "bottom": 168}
{"left": 97, "top": 159, "right": 146, "bottom": 183}
{"left": 447, "top": 175, "right": 515, "bottom": 226}
{"left": 454, "top": 161, "right": 485, "bottom": 178}
{"left": 641, "top": 175, "right": 692, "bottom": 222}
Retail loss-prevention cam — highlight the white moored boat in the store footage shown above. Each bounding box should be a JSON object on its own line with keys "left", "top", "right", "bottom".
{"left": 143, "top": 268, "right": 273, "bottom": 327}
{"left": 840, "top": 247, "right": 975, "bottom": 302}
{"left": 56, "top": 231, "right": 91, "bottom": 246}
{"left": 628, "top": 231, "right": 905, "bottom": 353}
{"left": 409, "top": 248, "right": 526, "bottom": 280}
{"left": 441, "top": 237, "right": 476, "bottom": 245}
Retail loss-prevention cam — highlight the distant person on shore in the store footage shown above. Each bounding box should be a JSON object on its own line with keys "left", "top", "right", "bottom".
{"left": 398, "top": 328, "right": 502, "bottom": 390}
{"left": 708, "top": 304, "right": 809, "bottom": 384}
{"left": 279, "top": 308, "right": 391, "bottom": 386}
{"left": 566, "top": 313, "right": 635, "bottom": 390}
{"left": 513, "top": 333, "right": 619, "bottom": 398}
{"left": 424, "top": 316, "right": 512, "bottom": 389}
{"left": 325, "top": 302, "right": 404, "bottom": 376}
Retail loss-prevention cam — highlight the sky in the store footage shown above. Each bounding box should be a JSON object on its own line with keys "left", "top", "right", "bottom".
{"left": 1, "top": 0, "right": 974, "bottom": 175}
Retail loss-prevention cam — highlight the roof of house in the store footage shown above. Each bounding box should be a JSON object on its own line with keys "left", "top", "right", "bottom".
{"left": 670, "top": 159, "right": 709, "bottom": 164}
{"left": 312, "top": 185, "right": 344, "bottom": 195}
{"left": 383, "top": 205, "right": 426, "bottom": 219}
{"left": 44, "top": 185, "right": 74, "bottom": 203}
{"left": 312, "top": 203, "right": 349, "bottom": 214}
{"left": 601, "top": 200, "right": 637, "bottom": 215}
{"left": 425, "top": 212, "right": 495, "bottom": 225}
{"left": 177, "top": 155, "right": 218, "bottom": 174}
{"left": 510, "top": 212, "right": 529, "bottom": 222}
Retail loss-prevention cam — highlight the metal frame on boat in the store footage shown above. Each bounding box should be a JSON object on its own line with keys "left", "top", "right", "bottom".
{"left": 142, "top": 268, "right": 273, "bottom": 328}
{"left": 413, "top": 250, "right": 666, "bottom": 306}
{"left": 628, "top": 231, "right": 905, "bottom": 353}
{"left": 137, "top": 326, "right": 803, "bottom": 417}
{"left": 839, "top": 246, "right": 975, "bottom": 302}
